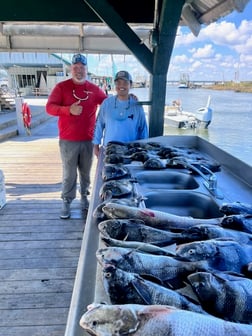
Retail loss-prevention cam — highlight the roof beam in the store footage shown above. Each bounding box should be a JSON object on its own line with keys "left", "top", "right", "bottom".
{"left": 182, "top": 3, "right": 201, "bottom": 36}
{"left": 148, "top": 0, "right": 186, "bottom": 137}
{"left": 199, "top": 0, "right": 249, "bottom": 24}
{"left": 83, "top": 0, "right": 154, "bottom": 73}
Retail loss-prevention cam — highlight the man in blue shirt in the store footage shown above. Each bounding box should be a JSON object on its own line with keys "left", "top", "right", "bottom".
{"left": 93, "top": 71, "right": 148, "bottom": 157}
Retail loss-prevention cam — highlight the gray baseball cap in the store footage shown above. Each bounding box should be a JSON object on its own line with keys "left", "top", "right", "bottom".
{"left": 114, "top": 70, "right": 132, "bottom": 82}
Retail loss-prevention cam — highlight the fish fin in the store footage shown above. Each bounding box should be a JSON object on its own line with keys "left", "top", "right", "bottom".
{"left": 176, "top": 284, "right": 201, "bottom": 304}
{"left": 101, "top": 236, "right": 111, "bottom": 246}
{"left": 163, "top": 243, "right": 177, "bottom": 254}
{"left": 103, "top": 190, "right": 113, "bottom": 201}
{"left": 214, "top": 237, "right": 236, "bottom": 241}
{"left": 139, "top": 274, "right": 164, "bottom": 286}
{"left": 131, "top": 278, "right": 153, "bottom": 304}
{"left": 123, "top": 233, "right": 129, "bottom": 241}
{"left": 137, "top": 305, "right": 177, "bottom": 316}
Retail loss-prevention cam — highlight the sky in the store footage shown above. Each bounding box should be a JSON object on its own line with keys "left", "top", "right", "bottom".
{"left": 85, "top": 1, "right": 252, "bottom": 82}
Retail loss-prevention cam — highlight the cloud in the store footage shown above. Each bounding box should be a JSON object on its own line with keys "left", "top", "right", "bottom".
{"left": 87, "top": 11, "right": 252, "bottom": 82}
{"left": 191, "top": 44, "right": 215, "bottom": 58}
{"left": 171, "top": 18, "right": 252, "bottom": 81}
{"left": 173, "top": 54, "right": 189, "bottom": 63}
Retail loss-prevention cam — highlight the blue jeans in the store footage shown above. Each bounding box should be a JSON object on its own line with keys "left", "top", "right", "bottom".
{"left": 59, "top": 139, "right": 93, "bottom": 202}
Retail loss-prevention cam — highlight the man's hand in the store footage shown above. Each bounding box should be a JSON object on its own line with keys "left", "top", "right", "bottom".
{"left": 70, "top": 101, "right": 83, "bottom": 115}
{"left": 93, "top": 144, "right": 100, "bottom": 158}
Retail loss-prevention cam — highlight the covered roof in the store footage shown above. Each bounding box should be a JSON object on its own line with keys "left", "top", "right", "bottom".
{"left": 0, "top": 0, "right": 250, "bottom": 137}
{"left": 0, "top": 0, "right": 249, "bottom": 54}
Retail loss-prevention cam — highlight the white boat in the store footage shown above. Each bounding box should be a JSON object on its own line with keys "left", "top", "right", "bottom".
{"left": 178, "top": 83, "right": 189, "bottom": 88}
{"left": 165, "top": 96, "right": 212, "bottom": 129}
{"left": 178, "top": 73, "right": 189, "bottom": 88}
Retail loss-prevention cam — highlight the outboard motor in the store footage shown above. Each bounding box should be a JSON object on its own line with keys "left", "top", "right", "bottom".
{"left": 194, "top": 96, "right": 212, "bottom": 128}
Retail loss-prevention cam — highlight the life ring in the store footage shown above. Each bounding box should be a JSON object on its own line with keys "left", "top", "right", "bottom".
{"left": 22, "top": 102, "right": 32, "bottom": 133}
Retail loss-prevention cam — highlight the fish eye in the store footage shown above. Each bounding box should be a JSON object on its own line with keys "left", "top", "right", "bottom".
{"left": 188, "top": 249, "right": 195, "bottom": 255}
{"left": 104, "top": 272, "right": 112, "bottom": 279}
{"left": 92, "top": 321, "right": 98, "bottom": 327}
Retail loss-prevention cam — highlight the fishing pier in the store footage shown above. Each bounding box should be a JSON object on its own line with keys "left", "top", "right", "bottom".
{"left": 0, "top": 118, "right": 97, "bottom": 335}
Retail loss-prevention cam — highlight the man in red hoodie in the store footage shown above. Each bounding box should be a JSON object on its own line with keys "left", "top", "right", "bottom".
{"left": 46, "top": 54, "right": 107, "bottom": 219}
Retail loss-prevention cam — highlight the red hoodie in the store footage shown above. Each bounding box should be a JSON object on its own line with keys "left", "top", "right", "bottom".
{"left": 46, "top": 78, "right": 107, "bottom": 141}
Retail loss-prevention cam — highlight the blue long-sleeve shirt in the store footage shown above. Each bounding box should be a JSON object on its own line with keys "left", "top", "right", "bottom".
{"left": 93, "top": 95, "right": 148, "bottom": 146}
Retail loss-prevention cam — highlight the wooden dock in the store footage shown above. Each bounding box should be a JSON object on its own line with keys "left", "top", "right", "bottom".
{"left": 0, "top": 118, "right": 97, "bottom": 336}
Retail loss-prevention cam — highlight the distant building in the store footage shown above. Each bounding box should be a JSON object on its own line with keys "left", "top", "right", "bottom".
{"left": 0, "top": 52, "right": 71, "bottom": 96}
{"left": 0, "top": 52, "right": 111, "bottom": 96}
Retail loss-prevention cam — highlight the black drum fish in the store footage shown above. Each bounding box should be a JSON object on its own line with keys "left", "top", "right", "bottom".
{"left": 98, "top": 218, "right": 182, "bottom": 246}
{"left": 176, "top": 239, "right": 252, "bottom": 273}
{"left": 99, "top": 180, "right": 135, "bottom": 200}
{"left": 102, "top": 164, "right": 130, "bottom": 181}
{"left": 102, "top": 264, "right": 207, "bottom": 314}
{"left": 221, "top": 214, "right": 252, "bottom": 234}
{"left": 97, "top": 246, "right": 209, "bottom": 289}
{"left": 180, "top": 224, "right": 252, "bottom": 245}
{"left": 143, "top": 158, "right": 167, "bottom": 169}
{"left": 187, "top": 271, "right": 252, "bottom": 324}
{"left": 220, "top": 201, "right": 252, "bottom": 215}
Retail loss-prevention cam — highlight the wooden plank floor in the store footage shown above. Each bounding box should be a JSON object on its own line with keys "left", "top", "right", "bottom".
{"left": 0, "top": 118, "right": 97, "bottom": 336}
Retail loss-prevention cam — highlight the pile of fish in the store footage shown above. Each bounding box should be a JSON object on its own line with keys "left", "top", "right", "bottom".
{"left": 80, "top": 141, "right": 252, "bottom": 335}
{"left": 102, "top": 141, "right": 221, "bottom": 171}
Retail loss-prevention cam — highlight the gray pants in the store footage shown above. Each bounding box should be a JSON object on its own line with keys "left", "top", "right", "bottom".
{"left": 59, "top": 139, "right": 93, "bottom": 202}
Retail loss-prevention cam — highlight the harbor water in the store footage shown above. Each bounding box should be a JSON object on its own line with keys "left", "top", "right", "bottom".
{"left": 131, "top": 86, "right": 252, "bottom": 167}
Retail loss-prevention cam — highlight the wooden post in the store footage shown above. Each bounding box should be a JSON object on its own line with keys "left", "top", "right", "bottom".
{"left": 0, "top": 170, "right": 6, "bottom": 209}
{"left": 15, "top": 97, "right": 26, "bottom": 135}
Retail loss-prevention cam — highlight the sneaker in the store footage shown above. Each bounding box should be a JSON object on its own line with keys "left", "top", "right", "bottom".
{"left": 60, "top": 200, "right": 71, "bottom": 219}
{"left": 81, "top": 196, "right": 89, "bottom": 211}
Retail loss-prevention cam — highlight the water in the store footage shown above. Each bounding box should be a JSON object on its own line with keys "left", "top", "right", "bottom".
{"left": 131, "top": 86, "right": 252, "bottom": 167}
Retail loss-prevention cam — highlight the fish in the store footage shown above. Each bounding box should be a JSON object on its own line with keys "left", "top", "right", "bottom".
{"left": 175, "top": 239, "right": 252, "bottom": 273}
{"left": 104, "top": 153, "right": 132, "bottom": 164}
{"left": 124, "top": 146, "right": 147, "bottom": 155}
{"left": 127, "top": 141, "right": 162, "bottom": 151}
{"left": 96, "top": 246, "right": 209, "bottom": 289}
{"left": 166, "top": 156, "right": 221, "bottom": 172}
{"left": 99, "top": 179, "right": 135, "bottom": 200}
{"left": 102, "top": 202, "right": 223, "bottom": 230}
{"left": 93, "top": 197, "right": 143, "bottom": 220}
{"left": 220, "top": 201, "right": 252, "bottom": 215}
{"left": 130, "top": 151, "right": 151, "bottom": 162}
{"left": 98, "top": 218, "right": 182, "bottom": 246}
{"left": 105, "top": 142, "right": 128, "bottom": 155}
{"left": 143, "top": 157, "right": 167, "bottom": 169}
{"left": 187, "top": 271, "right": 252, "bottom": 324}
{"left": 221, "top": 214, "right": 252, "bottom": 234}
{"left": 80, "top": 303, "right": 252, "bottom": 336}
{"left": 102, "top": 164, "right": 130, "bottom": 181}
{"left": 157, "top": 146, "right": 177, "bottom": 158}
{"left": 180, "top": 224, "right": 252, "bottom": 245}
{"left": 101, "top": 236, "right": 176, "bottom": 256}
{"left": 102, "top": 264, "right": 207, "bottom": 314}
